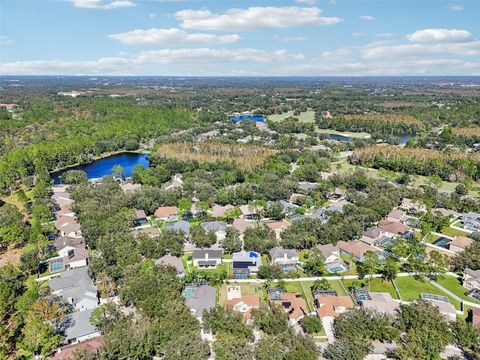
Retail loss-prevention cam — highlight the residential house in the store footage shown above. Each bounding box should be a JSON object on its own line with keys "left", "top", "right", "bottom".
{"left": 265, "top": 220, "right": 291, "bottom": 239}
{"left": 232, "top": 250, "right": 260, "bottom": 279}
{"left": 361, "top": 292, "right": 400, "bottom": 316}
{"left": 400, "top": 198, "right": 427, "bottom": 213}
{"left": 378, "top": 219, "right": 412, "bottom": 238}
{"left": 316, "top": 244, "right": 348, "bottom": 273}
{"left": 298, "top": 181, "right": 319, "bottom": 193}
{"left": 326, "top": 199, "right": 351, "bottom": 213}
{"left": 386, "top": 209, "right": 409, "bottom": 224}
{"left": 448, "top": 236, "right": 474, "bottom": 253}
{"left": 165, "top": 220, "right": 190, "bottom": 237}
{"left": 328, "top": 188, "right": 345, "bottom": 201}
{"left": 51, "top": 336, "right": 103, "bottom": 360}
{"left": 361, "top": 227, "right": 394, "bottom": 247}
{"left": 269, "top": 246, "right": 299, "bottom": 272}
{"left": 315, "top": 295, "right": 353, "bottom": 319}
{"left": 424, "top": 299, "right": 457, "bottom": 322}
{"left": 155, "top": 253, "right": 185, "bottom": 277}
{"left": 307, "top": 208, "right": 330, "bottom": 223}
{"left": 463, "top": 268, "right": 480, "bottom": 290}
{"left": 62, "top": 309, "right": 100, "bottom": 345}
{"left": 201, "top": 221, "right": 228, "bottom": 241}
{"left": 270, "top": 293, "right": 308, "bottom": 325}
{"left": 192, "top": 249, "right": 222, "bottom": 269}
{"left": 154, "top": 206, "right": 179, "bottom": 221}
{"left": 233, "top": 218, "right": 257, "bottom": 235}
{"left": 54, "top": 216, "right": 82, "bottom": 238}
{"left": 462, "top": 212, "right": 480, "bottom": 232}
{"left": 132, "top": 227, "right": 160, "bottom": 238}
{"left": 432, "top": 208, "right": 461, "bottom": 218}
{"left": 279, "top": 200, "right": 299, "bottom": 216}
{"left": 184, "top": 284, "right": 216, "bottom": 319}
{"left": 120, "top": 183, "right": 141, "bottom": 193}
{"left": 225, "top": 285, "right": 260, "bottom": 323}
{"left": 52, "top": 192, "right": 75, "bottom": 208}
{"left": 337, "top": 240, "right": 380, "bottom": 262}
{"left": 50, "top": 236, "right": 88, "bottom": 272}
{"left": 161, "top": 174, "right": 183, "bottom": 191}
{"left": 49, "top": 268, "right": 98, "bottom": 312}
{"left": 211, "top": 204, "right": 236, "bottom": 218}
{"left": 239, "top": 204, "right": 262, "bottom": 220}
{"left": 133, "top": 209, "right": 147, "bottom": 227}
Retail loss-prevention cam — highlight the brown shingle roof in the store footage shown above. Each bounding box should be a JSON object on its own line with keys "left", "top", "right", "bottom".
{"left": 315, "top": 295, "right": 353, "bottom": 318}
{"left": 154, "top": 206, "right": 178, "bottom": 218}
{"left": 270, "top": 293, "right": 307, "bottom": 321}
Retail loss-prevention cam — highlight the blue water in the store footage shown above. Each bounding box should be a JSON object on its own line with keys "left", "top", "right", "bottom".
{"left": 400, "top": 135, "right": 416, "bottom": 144}
{"left": 230, "top": 115, "right": 265, "bottom": 122}
{"left": 433, "top": 237, "right": 451, "bottom": 249}
{"left": 52, "top": 152, "right": 149, "bottom": 183}
{"left": 328, "top": 134, "right": 352, "bottom": 142}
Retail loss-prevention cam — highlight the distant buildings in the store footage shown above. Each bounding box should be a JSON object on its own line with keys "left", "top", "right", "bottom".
{"left": 462, "top": 212, "right": 480, "bottom": 232}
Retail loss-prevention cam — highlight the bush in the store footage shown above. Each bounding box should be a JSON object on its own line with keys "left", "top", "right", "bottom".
{"left": 300, "top": 316, "right": 323, "bottom": 334}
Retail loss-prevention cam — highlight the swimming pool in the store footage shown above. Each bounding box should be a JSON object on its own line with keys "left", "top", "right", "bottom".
{"left": 433, "top": 237, "right": 451, "bottom": 249}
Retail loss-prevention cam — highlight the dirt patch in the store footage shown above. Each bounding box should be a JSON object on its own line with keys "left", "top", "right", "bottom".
{"left": 0, "top": 245, "right": 22, "bottom": 267}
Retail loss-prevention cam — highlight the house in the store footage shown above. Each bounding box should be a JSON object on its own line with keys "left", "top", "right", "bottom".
{"left": 49, "top": 268, "right": 98, "bottom": 312}
{"left": 316, "top": 244, "right": 348, "bottom": 273}
{"left": 448, "top": 236, "right": 474, "bottom": 253}
{"left": 189, "top": 203, "right": 207, "bottom": 219}
{"left": 424, "top": 298, "right": 457, "bottom": 322}
{"left": 307, "top": 208, "right": 330, "bottom": 223}
{"left": 54, "top": 216, "right": 82, "bottom": 238}
{"left": 133, "top": 209, "right": 147, "bottom": 227}
{"left": 239, "top": 204, "right": 262, "bottom": 220}
{"left": 463, "top": 268, "right": 480, "bottom": 290}
{"left": 378, "top": 219, "right": 411, "bottom": 238}
{"left": 279, "top": 200, "right": 299, "bottom": 216}
{"left": 326, "top": 199, "right": 351, "bottom": 213}
{"left": 161, "top": 174, "right": 183, "bottom": 191}
{"left": 211, "top": 204, "right": 236, "bottom": 218}
{"left": 315, "top": 295, "right": 353, "bottom": 319}
{"left": 154, "top": 206, "right": 178, "bottom": 221}
{"left": 52, "top": 192, "right": 75, "bottom": 207}
{"left": 184, "top": 284, "right": 216, "bottom": 319}
{"left": 120, "top": 183, "right": 141, "bottom": 193}
{"left": 50, "top": 237, "right": 88, "bottom": 272}
{"left": 473, "top": 308, "right": 480, "bottom": 329}
{"left": 225, "top": 285, "right": 260, "bottom": 323}
{"left": 62, "top": 308, "right": 100, "bottom": 345}
{"left": 132, "top": 226, "right": 160, "bottom": 238}
{"left": 269, "top": 246, "right": 299, "bottom": 272}
{"left": 297, "top": 181, "right": 319, "bottom": 193}
{"left": 232, "top": 250, "right": 260, "bottom": 279}
{"left": 386, "top": 209, "right": 409, "bottom": 223}
{"left": 361, "top": 228, "right": 385, "bottom": 246}
{"left": 265, "top": 220, "right": 291, "bottom": 239}
{"left": 201, "top": 221, "right": 228, "bottom": 241}
{"left": 361, "top": 292, "right": 399, "bottom": 316}
{"left": 155, "top": 253, "right": 185, "bottom": 277}
{"left": 432, "top": 208, "right": 461, "bottom": 218}
{"left": 51, "top": 336, "right": 103, "bottom": 359}
{"left": 270, "top": 293, "right": 308, "bottom": 325}
{"left": 462, "top": 212, "right": 480, "bottom": 232}
{"left": 337, "top": 240, "right": 379, "bottom": 262}
{"left": 0, "top": 103, "right": 17, "bottom": 110}
{"left": 400, "top": 198, "right": 427, "bottom": 213}
{"left": 192, "top": 249, "right": 222, "bottom": 269}
{"left": 233, "top": 218, "right": 257, "bottom": 235}
{"left": 328, "top": 188, "right": 345, "bottom": 201}
{"left": 165, "top": 220, "right": 190, "bottom": 237}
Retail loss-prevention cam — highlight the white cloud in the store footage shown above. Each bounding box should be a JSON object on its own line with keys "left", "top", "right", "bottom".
{"left": 362, "top": 39, "right": 480, "bottom": 59}
{"left": 295, "top": 0, "right": 316, "bottom": 5}
{"left": 175, "top": 6, "right": 343, "bottom": 31}
{"left": 359, "top": 15, "right": 375, "bottom": 21}
{"left": 71, "top": 0, "right": 136, "bottom": 9}
{"left": 0, "top": 35, "right": 13, "bottom": 45}
{"left": 0, "top": 48, "right": 304, "bottom": 75}
{"left": 149, "top": 13, "right": 156, "bottom": 19}
{"left": 407, "top": 28, "right": 471, "bottom": 42}
{"left": 450, "top": 4, "right": 463, "bottom": 11}
{"left": 320, "top": 47, "right": 352, "bottom": 58}
{"left": 275, "top": 35, "right": 307, "bottom": 42}
{"left": 109, "top": 28, "right": 241, "bottom": 45}
{"left": 352, "top": 32, "right": 367, "bottom": 38}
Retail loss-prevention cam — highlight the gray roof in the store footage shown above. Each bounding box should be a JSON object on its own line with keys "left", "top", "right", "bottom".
{"left": 134, "top": 209, "right": 147, "bottom": 219}
{"left": 363, "top": 227, "right": 383, "bottom": 239}
{"left": 63, "top": 309, "right": 98, "bottom": 341}
{"left": 279, "top": 200, "right": 299, "bottom": 211}
{"left": 232, "top": 250, "right": 260, "bottom": 263}
{"left": 155, "top": 254, "right": 185, "bottom": 273}
{"left": 184, "top": 285, "right": 216, "bottom": 317}
{"left": 269, "top": 246, "right": 298, "bottom": 260}
{"left": 192, "top": 249, "right": 222, "bottom": 260}
{"left": 49, "top": 267, "right": 91, "bottom": 291}
{"left": 307, "top": 208, "right": 329, "bottom": 220}
{"left": 201, "top": 221, "right": 228, "bottom": 233}
{"left": 465, "top": 268, "right": 480, "bottom": 279}
{"left": 165, "top": 220, "right": 190, "bottom": 236}
{"left": 316, "top": 244, "right": 338, "bottom": 259}
{"left": 53, "top": 236, "right": 85, "bottom": 250}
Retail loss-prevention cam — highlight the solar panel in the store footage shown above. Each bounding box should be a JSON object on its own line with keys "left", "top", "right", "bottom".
{"left": 421, "top": 293, "right": 450, "bottom": 303}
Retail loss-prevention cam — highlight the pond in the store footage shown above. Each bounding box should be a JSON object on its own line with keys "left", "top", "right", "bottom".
{"left": 400, "top": 134, "right": 416, "bottom": 144}
{"left": 328, "top": 134, "right": 352, "bottom": 142}
{"left": 52, "top": 152, "right": 149, "bottom": 184}
{"left": 230, "top": 115, "right": 265, "bottom": 123}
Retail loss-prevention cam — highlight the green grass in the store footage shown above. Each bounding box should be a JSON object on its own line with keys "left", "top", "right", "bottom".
{"left": 218, "top": 282, "right": 264, "bottom": 306}
{"left": 268, "top": 110, "right": 315, "bottom": 123}
{"left": 342, "top": 278, "right": 398, "bottom": 299}
{"left": 315, "top": 127, "right": 371, "bottom": 139}
{"left": 394, "top": 276, "right": 461, "bottom": 309}
{"left": 424, "top": 233, "right": 440, "bottom": 243}
{"left": 283, "top": 281, "right": 314, "bottom": 311}
{"left": 435, "top": 276, "right": 480, "bottom": 304}
{"left": 440, "top": 226, "right": 470, "bottom": 238}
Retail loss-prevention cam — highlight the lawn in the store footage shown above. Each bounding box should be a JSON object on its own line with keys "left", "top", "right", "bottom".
{"left": 424, "top": 233, "right": 440, "bottom": 243}
{"left": 268, "top": 110, "right": 315, "bottom": 123}
{"left": 394, "top": 276, "right": 461, "bottom": 309}
{"left": 315, "top": 127, "right": 371, "bottom": 139}
{"left": 341, "top": 278, "right": 398, "bottom": 299}
{"left": 284, "top": 281, "right": 314, "bottom": 312}
{"left": 440, "top": 226, "right": 470, "bottom": 238}
{"left": 435, "top": 276, "right": 480, "bottom": 304}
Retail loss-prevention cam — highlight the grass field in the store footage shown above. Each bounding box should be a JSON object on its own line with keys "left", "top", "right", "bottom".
{"left": 394, "top": 277, "right": 461, "bottom": 309}
{"left": 342, "top": 278, "right": 398, "bottom": 299}
{"left": 268, "top": 110, "right": 315, "bottom": 123}
{"left": 440, "top": 226, "right": 470, "bottom": 238}
{"left": 218, "top": 282, "right": 265, "bottom": 306}
{"left": 316, "top": 127, "right": 371, "bottom": 139}
{"left": 435, "top": 276, "right": 480, "bottom": 304}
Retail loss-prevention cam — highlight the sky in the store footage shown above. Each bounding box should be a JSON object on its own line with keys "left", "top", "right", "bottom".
{"left": 0, "top": 0, "right": 479, "bottom": 76}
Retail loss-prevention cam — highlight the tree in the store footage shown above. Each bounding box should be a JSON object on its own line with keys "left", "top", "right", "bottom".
{"left": 264, "top": 202, "right": 285, "bottom": 220}
{"left": 324, "top": 337, "right": 373, "bottom": 360}
{"left": 190, "top": 226, "right": 216, "bottom": 248}
{"left": 0, "top": 203, "right": 29, "bottom": 247}
{"left": 300, "top": 316, "right": 323, "bottom": 334}
{"left": 244, "top": 227, "right": 276, "bottom": 254}
{"left": 60, "top": 170, "right": 87, "bottom": 185}
{"left": 311, "top": 279, "right": 330, "bottom": 292}
{"left": 425, "top": 250, "right": 449, "bottom": 280}
{"left": 455, "top": 183, "right": 468, "bottom": 196}
{"left": 453, "top": 242, "right": 480, "bottom": 271}
{"left": 112, "top": 165, "right": 125, "bottom": 180}
{"left": 356, "top": 251, "right": 380, "bottom": 279}
{"left": 257, "top": 264, "right": 283, "bottom": 279}
{"left": 381, "top": 258, "right": 399, "bottom": 281}
{"left": 252, "top": 304, "right": 289, "bottom": 335}
{"left": 203, "top": 306, "right": 253, "bottom": 341}
{"left": 221, "top": 227, "right": 242, "bottom": 253}
{"left": 303, "top": 251, "right": 326, "bottom": 276}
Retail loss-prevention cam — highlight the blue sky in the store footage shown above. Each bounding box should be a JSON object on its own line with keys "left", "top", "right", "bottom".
{"left": 1, "top": 0, "right": 479, "bottom": 76}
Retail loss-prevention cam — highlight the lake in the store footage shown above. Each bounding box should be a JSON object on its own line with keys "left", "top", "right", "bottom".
{"left": 328, "top": 134, "right": 352, "bottom": 142}
{"left": 52, "top": 152, "right": 149, "bottom": 183}
{"left": 230, "top": 115, "right": 265, "bottom": 122}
